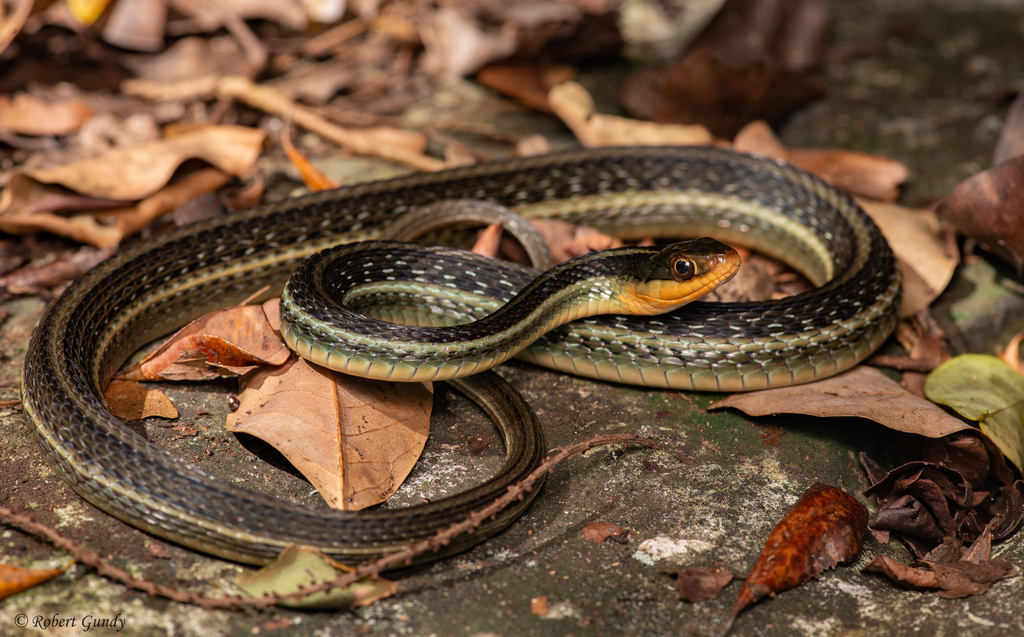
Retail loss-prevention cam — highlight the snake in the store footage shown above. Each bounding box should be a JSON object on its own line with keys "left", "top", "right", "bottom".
{"left": 20, "top": 146, "right": 901, "bottom": 566}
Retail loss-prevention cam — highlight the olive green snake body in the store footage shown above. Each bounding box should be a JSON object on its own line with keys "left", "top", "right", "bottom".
{"left": 21, "top": 147, "right": 900, "bottom": 565}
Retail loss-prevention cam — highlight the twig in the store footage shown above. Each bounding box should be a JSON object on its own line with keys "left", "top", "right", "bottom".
{"left": 865, "top": 355, "right": 938, "bottom": 373}
{"left": 1, "top": 433, "right": 655, "bottom": 609}
{"left": 216, "top": 76, "right": 445, "bottom": 172}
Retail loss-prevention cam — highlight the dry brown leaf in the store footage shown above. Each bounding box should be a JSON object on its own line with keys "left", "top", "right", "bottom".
{"left": 419, "top": 7, "right": 519, "bottom": 78}
{"left": 0, "top": 245, "right": 116, "bottom": 295}
{"left": 787, "top": 148, "right": 909, "bottom": 202}
{"left": 303, "top": 19, "right": 368, "bottom": 57}
{"left": 513, "top": 134, "right": 553, "bottom": 157}
{"left": 733, "top": 121, "right": 909, "bottom": 201}
{"left": 530, "top": 218, "right": 623, "bottom": 264}
{"left": 471, "top": 222, "right": 505, "bottom": 259}
{"left": 267, "top": 58, "right": 358, "bottom": 103}
{"left": 121, "top": 36, "right": 254, "bottom": 102}
{"left": 0, "top": 125, "right": 264, "bottom": 214}
{"left": 858, "top": 199, "right": 957, "bottom": 317}
{"left": 101, "top": 0, "right": 167, "bottom": 52}
{"left": 171, "top": 0, "right": 309, "bottom": 33}
{"left": 227, "top": 358, "right": 433, "bottom": 510}
{"left": 993, "top": 91, "right": 1024, "bottom": 165}
{"left": 0, "top": 168, "right": 231, "bottom": 248}
{"left": 709, "top": 366, "right": 973, "bottom": 439}
{"left": 863, "top": 519, "right": 1019, "bottom": 599}
{"left": 663, "top": 566, "right": 735, "bottom": 602}
{"left": 732, "top": 119, "right": 789, "bottom": 159}
{"left": 581, "top": 521, "right": 629, "bottom": 544}
{"left": 0, "top": 561, "right": 73, "bottom": 601}
{"left": 548, "top": 81, "right": 714, "bottom": 148}
{"left": 619, "top": 0, "right": 828, "bottom": 138}
{"left": 937, "top": 154, "right": 1024, "bottom": 280}
{"left": 476, "top": 62, "right": 577, "bottom": 113}
{"left": 118, "top": 304, "right": 290, "bottom": 382}
{"left": 1001, "top": 330, "right": 1024, "bottom": 375}
{"left": 105, "top": 380, "right": 179, "bottom": 420}
{"left": 0, "top": 94, "right": 94, "bottom": 136}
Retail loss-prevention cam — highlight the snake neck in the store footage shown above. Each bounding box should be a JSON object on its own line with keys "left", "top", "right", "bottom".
{"left": 280, "top": 241, "right": 737, "bottom": 382}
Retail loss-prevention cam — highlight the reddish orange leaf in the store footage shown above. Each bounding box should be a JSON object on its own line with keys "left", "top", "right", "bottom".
{"left": 581, "top": 521, "right": 629, "bottom": 544}
{"left": 117, "top": 304, "right": 290, "bottom": 381}
{"left": 0, "top": 561, "right": 73, "bottom": 600}
{"left": 530, "top": 595, "right": 549, "bottom": 616}
{"left": 722, "top": 483, "right": 867, "bottom": 636}
{"left": 280, "top": 119, "right": 338, "bottom": 192}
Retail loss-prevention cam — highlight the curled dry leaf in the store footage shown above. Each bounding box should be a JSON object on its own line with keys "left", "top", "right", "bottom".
{"left": 663, "top": 566, "right": 735, "bottom": 602}
{"left": 548, "top": 81, "right": 714, "bottom": 148}
{"left": 866, "top": 462, "right": 973, "bottom": 555}
{"left": 0, "top": 94, "right": 94, "bottom": 136}
{"left": 863, "top": 519, "right": 1020, "bottom": 599}
{"left": 0, "top": 561, "right": 74, "bottom": 601}
{"left": 581, "top": 521, "right": 629, "bottom": 544}
{"left": 722, "top": 483, "right": 867, "bottom": 636}
{"left": 117, "top": 304, "right": 290, "bottom": 382}
{"left": 235, "top": 545, "right": 395, "bottom": 609}
{"left": 937, "top": 154, "right": 1024, "bottom": 280}
{"left": 709, "top": 366, "right": 973, "bottom": 439}
{"left": 227, "top": 358, "right": 432, "bottom": 511}
{"left": 104, "top": 380, "right": 179, "bottom": 420}
{"left": 864, "top": 455, "right": 1022, "bottom": 558}
{"left": 0, "top": 125, "right": 264, "bottom": 209}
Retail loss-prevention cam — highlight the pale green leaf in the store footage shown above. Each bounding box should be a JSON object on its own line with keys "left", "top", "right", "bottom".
{"left": 925, "top": 354, "right": 1024, "bottom": 473}
{"left": 235, "top": 545, "right": 396, "bottom": 609}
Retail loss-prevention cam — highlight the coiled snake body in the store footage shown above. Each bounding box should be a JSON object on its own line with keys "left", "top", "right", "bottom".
{"left": 21, "top": 147, "right": 900, "bottom": 565}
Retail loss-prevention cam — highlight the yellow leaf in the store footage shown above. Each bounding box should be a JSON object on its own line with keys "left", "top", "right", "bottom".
{"left": 66, "top": 0, "right": 113, "bottom": 25}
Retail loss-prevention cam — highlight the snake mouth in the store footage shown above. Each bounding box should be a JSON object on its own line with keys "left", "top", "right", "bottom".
{"left": 618, "top": 247, "right": 741, "bottom": 315}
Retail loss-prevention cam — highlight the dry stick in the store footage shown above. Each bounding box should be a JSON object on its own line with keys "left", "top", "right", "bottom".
{"left": 216, "top": 76, "right": 446, "bottom": 173}
{"left": 864, "top": 355, "right": 938, "bottom": 373}
{"left": 1, "top": 433, "right": 655, "bottom": 609}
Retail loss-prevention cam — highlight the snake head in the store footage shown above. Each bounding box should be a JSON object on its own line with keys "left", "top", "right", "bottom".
{"left": 619, "top": 238, "right": 741, "bottom": 315}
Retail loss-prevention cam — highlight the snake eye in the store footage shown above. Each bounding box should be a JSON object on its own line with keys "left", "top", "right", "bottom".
{"left": 673, "top": 258, "right": 695, "bottom": 281}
